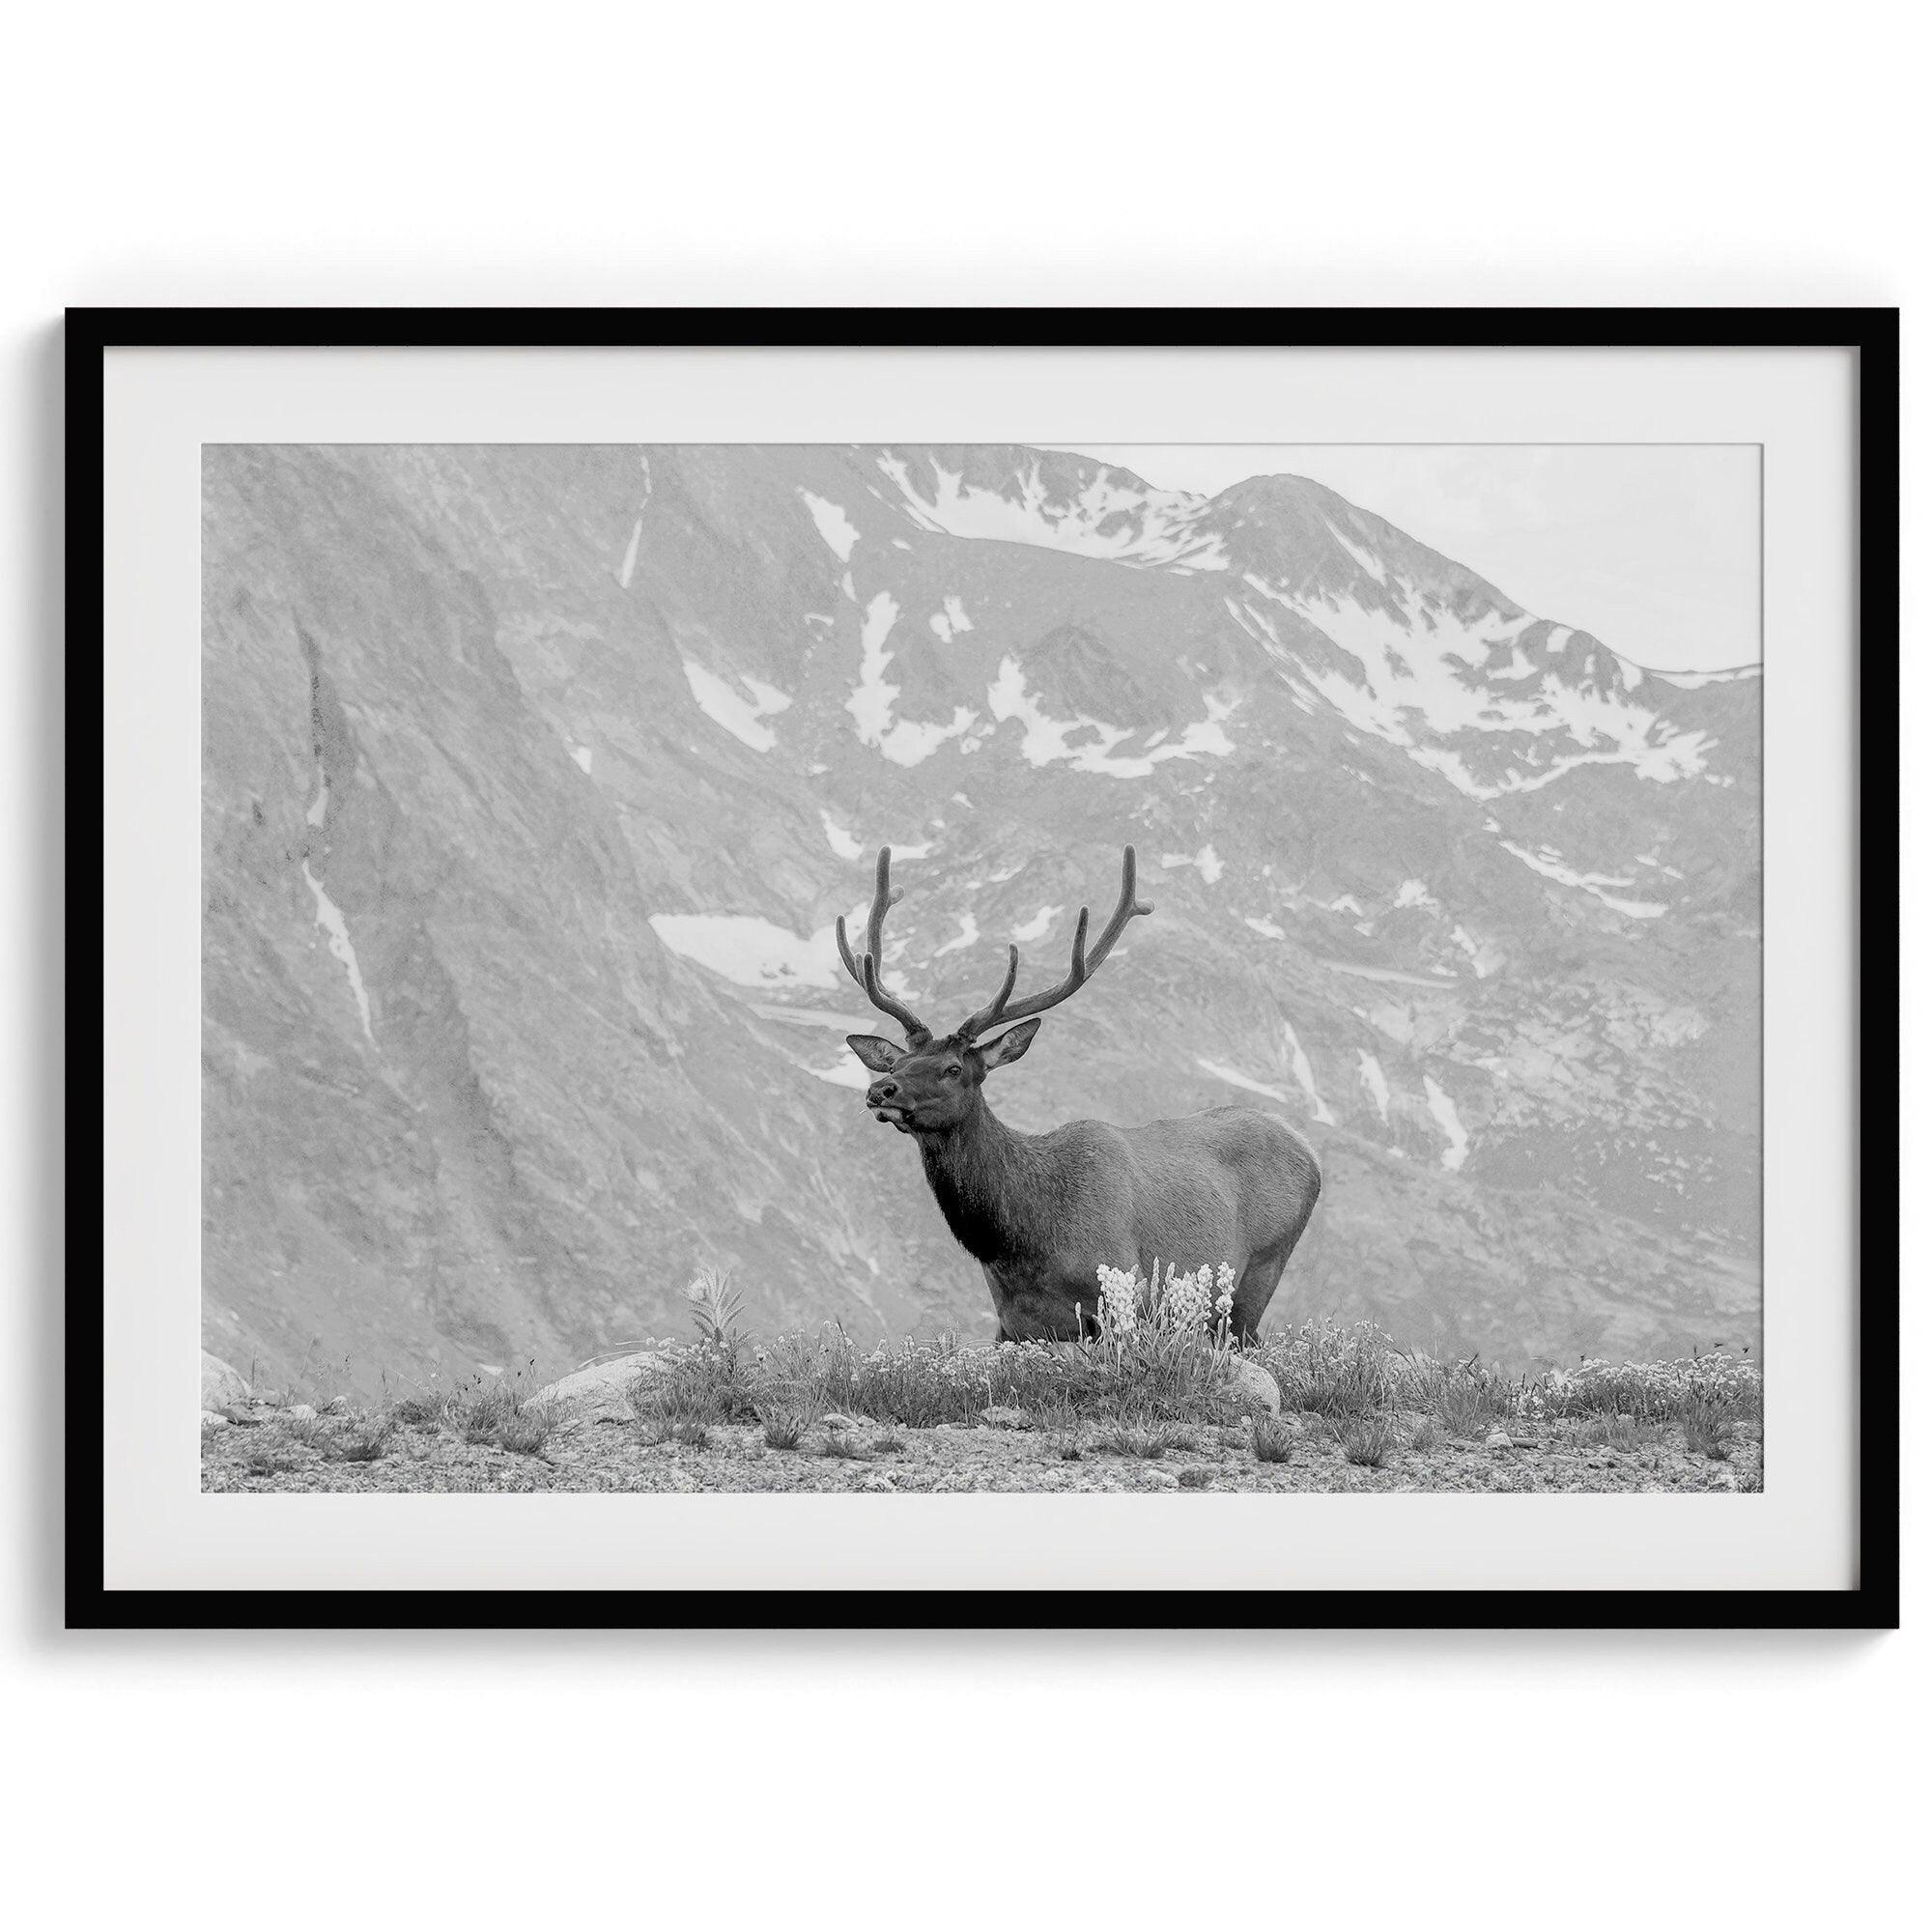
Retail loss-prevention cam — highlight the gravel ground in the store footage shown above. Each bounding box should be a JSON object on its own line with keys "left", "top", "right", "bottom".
{"left": 202, "top": 1409, "right": 1761, "bottom": 1494}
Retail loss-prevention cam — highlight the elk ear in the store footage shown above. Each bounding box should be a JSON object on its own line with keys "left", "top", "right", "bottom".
{"left": 845, "top": 1034, "right": 903, "bottom": 1074}
{"left": 977, "top": 1017, "right": 1040, "bottom": 1070}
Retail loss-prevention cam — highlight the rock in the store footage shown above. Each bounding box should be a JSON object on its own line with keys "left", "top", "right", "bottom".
{"left": 1486, "top": 1428, "right": 1514, "bottom": 1449}
{"left": 822, "top": 1410, "right": 870, "bottom": 1432}
{"left": 201, "top": 1350, "right": 250, "bottom": 1412}
{"left": 200, "top": 1409, "right": 229, "bottom": 1429}
{"left": 1145, "top": 1468, "right": 1180, "bottom": 1489}
{"left": 535, "top": 1350, "right": 669, "bottom": 1425}
{"left": 979, "top": 1405, "right": 1029, "bottom": 1429}
{"left": 287, "top": 1403, "right": 318, "bottom": 1422}
{"left": 861, "top": 1472, "right": 897, "bottom": 1492}
{"left": 1222, "top": 1355, "right": 1282, "bottom": 1417}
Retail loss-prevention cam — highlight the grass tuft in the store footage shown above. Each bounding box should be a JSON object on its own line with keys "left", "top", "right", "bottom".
{"left": 1683, "top": 1391, "right": 1733, "bottom": 1461}
{"left": 495, "top": 1401, "right": 558, "bottom": 1456}
{"left": 1251, "top": 1415, "right": 1296, "bottom": 1463}
{"left": 1093, "top": 1415, "right": 1191, "bottom": 1460}
{"left": 1580, "top": 1412, "right": 1644, "bottom": 1453}
{"left": 633, "top": 1353, "right": 730, "bottom": 1444}
{"left": 335, "top": 1419, "right": 393, "bottom": 1463}
{"left": 1338, "top": 1415, "right": 1397, "bottom": 1468}
{"left": 756, "top": 1403, "right": 808, "bottom": 1450}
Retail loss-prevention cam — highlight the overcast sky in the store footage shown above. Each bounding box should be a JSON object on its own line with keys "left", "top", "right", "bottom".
{"left": 1055, "top": 444, "right": 1760, "bottom": 672}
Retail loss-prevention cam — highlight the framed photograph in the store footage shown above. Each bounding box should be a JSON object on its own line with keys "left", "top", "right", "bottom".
{"left": 72, "top": 308, "right": 1897, "bottom": 1628}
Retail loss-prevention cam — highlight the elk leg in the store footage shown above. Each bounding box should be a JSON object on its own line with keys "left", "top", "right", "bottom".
{"left": 1233, "top": 1162, "right": 1321, "bottom": 1341}
{"left": 981, "top": 1264, "right": 1019, "bottom": 1346}
{"left": 1231, "top": 1242, "right": 1293, "bottom": 1345}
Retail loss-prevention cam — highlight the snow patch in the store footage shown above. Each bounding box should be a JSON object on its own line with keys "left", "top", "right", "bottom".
{"left": 848, "top": 590, "right": 980, "bottom": 766}
{"left": 932, "top": 914, "right": 979, "bottom": 958}
{"left": 650, "top": 911, "right": 851, "bottom": 989}
{"left": 1451, "top": 924, "right": 1498, "bottom": 977}
{"left": 1423, "top": 1074, "right": 1469, "bottom": 1170}
{"left": 1653, "top": 664, "right": 1761, "bottom": 690}
{"left": 805, "top": 1055, "right": 872, "bottom": 1092}
{"left": 572, "top": 745, "right": 593, "bottom": 774}
{"left": 1242, "top": 571, "right": 1711, "bottom": 800}
{"left": 1012, "top": 904, "right": 1059, "bottom": 942}
{"left": 616, "top": 519, "right": 642, "bottom": 589}
{"left": 1499, "top": 839, "right": 1668, "bottom": 918}
{"left": 1160, "top": 843, "right": 1224, "bottom": 884}
{"left": 739, "top": 673, "right": 791, "bottom": 716}
{"left": 1197, "top": 1059, "right": 1292, "bottom": 1104}
{"left": 799, "top": 490, "right": 861, "bottom": 562}
{"left": 1281, "top": 1018, "right": 1334, "bottom": 1123}
{"left": 683, "top": 659, "right": 791, "bottom": 753}
{"left": 302, "top": 863, "right": 375, "bottom": 1044}
{"left": 928, "top": 595, "right": 975, "bottom": 641}
{"left": 1244, "top": 915, "right": 1284, "bottom": 939}
{"left": 1322, "top": 518, "right": 1388, "bottom": 583}
{"left": 820, "top": 810, "right": 864, "bottom": 861}
{"left": 1323, "top": 959, "right": 1442, "bottom": 988}
{"left": 878, "top": 451, "right": 1229, "bottom": 572}
{"left": 1356, "top": 1050, "right": 1390, "bottom": 1124}
{"left": 987, "top": 659, "right": 1236, "bottom": 777}
{"left": 1393, "top": 878, "right": 1436, "bottom": 910}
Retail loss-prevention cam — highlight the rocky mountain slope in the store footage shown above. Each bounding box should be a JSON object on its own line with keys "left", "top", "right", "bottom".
{"left": 202, "top": 443, "right": 1761, "bottom": 1395}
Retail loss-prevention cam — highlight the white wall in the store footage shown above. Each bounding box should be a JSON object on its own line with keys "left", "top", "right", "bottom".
{"left": 3, "top": 4, "right": 1918, "bottom": 1924}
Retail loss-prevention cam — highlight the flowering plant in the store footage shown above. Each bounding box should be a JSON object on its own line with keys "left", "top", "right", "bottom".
{"left": 1082, "top": 1259, "right": 1244, "bottom": 1423}
{"left": 1094, "top": 1258, "right": 1237, "bottom": 1344}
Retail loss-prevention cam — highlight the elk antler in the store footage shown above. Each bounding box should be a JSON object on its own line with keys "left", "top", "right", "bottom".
{"left": 836, "top": 847, "right": 930, "bottom": 1042}
{"left": 957, "top": 845, "right": 1152, "bottom": 1040}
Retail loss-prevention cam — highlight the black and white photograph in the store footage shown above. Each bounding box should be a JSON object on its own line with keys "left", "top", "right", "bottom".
{"left": 196, "top": 437, "right": 1769, "bottom": 1497}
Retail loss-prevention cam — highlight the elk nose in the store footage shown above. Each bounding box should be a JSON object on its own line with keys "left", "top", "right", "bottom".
{"left": 867, "top": 1078, "right": 898, "bottom": 1104}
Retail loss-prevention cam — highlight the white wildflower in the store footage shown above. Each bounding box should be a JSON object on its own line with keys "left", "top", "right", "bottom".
{"left": 1095, "top": 1263, "right": 1139, "bottom": 1339}
{"left": 1161, "top": 1262, "right": 1212, "bottom": 1333}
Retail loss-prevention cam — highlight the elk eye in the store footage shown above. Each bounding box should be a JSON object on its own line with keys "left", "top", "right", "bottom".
{"left": 943, "top": 1065, "right": 961, "bottom": 1078}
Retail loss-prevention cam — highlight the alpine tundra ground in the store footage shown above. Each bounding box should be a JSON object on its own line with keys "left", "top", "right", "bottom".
{"left": 200, "top": 1314, "right": 1763, "bottom": 1495}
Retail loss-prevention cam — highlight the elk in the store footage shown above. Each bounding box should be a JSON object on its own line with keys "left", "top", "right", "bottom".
{"left": 839, "top": 845, "right": 1321, "bottom": 1343}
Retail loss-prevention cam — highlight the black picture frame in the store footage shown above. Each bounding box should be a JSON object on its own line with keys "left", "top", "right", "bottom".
{"left": 66, "top": 306, "right": 1900, "bottom": 1632}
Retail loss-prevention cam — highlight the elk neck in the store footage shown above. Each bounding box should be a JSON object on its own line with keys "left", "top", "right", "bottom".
{"left": 915, "top": 1090, "right": 1052, "bottom": 1267}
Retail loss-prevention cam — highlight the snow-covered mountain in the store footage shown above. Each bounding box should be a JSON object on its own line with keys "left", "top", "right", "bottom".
{"left": 202, "top": 443, "right": 1762, "bottom": 1394}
